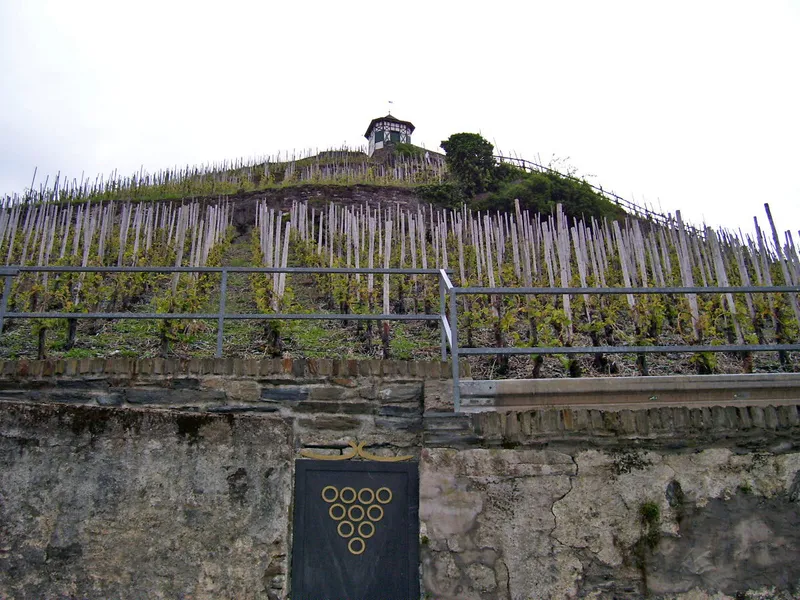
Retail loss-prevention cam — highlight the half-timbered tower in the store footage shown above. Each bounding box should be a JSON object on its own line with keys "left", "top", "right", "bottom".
{"left": 364, "top": 115, "right": 415, "bottom": 156}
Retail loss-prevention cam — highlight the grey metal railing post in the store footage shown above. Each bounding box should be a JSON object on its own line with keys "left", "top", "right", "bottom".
{"left": 449, "top": 285, "right": 460, "bottom": 412}
{"left": 439, "top": 272, "right": 447, "bottom": 361}
{"left": 0, "top": 273, "right": 14, "bottom": 335}
{"left": 216, "top": 268, "right": 228, "bottom": 358}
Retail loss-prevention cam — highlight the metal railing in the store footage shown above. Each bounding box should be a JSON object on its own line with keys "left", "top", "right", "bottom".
{"left": 2, "top": 265, "right": 799, "bottom": 413}
{"left": 0, "top": 266, "right": 451, "bottom": 359}
{"left": 494, "top": 155, "right": 671, "bottom": 226}
{"left": 439, "top": 268, "right": 800, "bottom": 411}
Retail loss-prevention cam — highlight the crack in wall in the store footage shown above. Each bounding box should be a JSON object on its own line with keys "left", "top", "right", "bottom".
{"left": 549, "top": 452, "right": 578, "bottom": 543}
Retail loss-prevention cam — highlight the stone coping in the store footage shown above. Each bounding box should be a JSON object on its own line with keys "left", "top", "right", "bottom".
{"left": 0, "top": 357, "right": 467, "bottom": 380}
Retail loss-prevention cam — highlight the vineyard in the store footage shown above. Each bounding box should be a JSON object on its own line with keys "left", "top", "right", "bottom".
{"left": 1, "top": 148, "right": 446, "bottom": 207}
{"left": 1, "top": 178, "right": 799, "bottom": 379}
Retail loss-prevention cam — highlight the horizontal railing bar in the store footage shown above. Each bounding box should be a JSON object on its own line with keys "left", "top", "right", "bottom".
{"left": 459, "top": 344, "right": 800, "bottom": 356}
{"left": 10, "top": 266, "right": 452, "bottom": 275}
{"left": 455, "top": 285, "right": 800, "bottom": 296}
{"left": 4, "top": 312, "right": 441, "bottom": 321}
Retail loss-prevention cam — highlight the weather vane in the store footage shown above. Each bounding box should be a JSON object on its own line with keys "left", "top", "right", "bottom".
{"left": 388, "top": 100, "right": 393, "bottom": 115}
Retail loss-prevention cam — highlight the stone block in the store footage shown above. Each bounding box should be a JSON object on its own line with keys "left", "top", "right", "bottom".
{"left": 47, "top": 391, "right": 94, "bottom": 404}
{"left": 518, "top": 411, "right": 533, "bottom": 436}
{"left": 223, "top": 380, "right": 261, "bottom": 403}
{"left": 425, "top": 413, "right": 473, "bottom": 432}
{"left": 764, "top": 406, "right": 779, "bottom": 430}
{"left": 240, "top": 359, "right": 259, "bottom": 377}
{"left": 505, "top": 412, "right": 521, "bottom": 438}
{"left": 337, "top": 402, "right": 376, "bottom": 415}
{"left": 784, "top": 405, "right": 800, "bottom": 427}
{"left": 308, "top": 386, "right": 349, "bottom": 402}
{"left": 291, "top": 401, "right": 344, "bottom": 414}
{"left": 377, "top": 383, "right": 423, "bottom": 404}
{"left": 300, "top": 415, "right": 362, "bottom": 431}
{"left": 424, "top": 380, "right": 453, "bottom": 413}
{"left": 749, "top": 406, "right": 765, "bottom": 429}
{"left": 375, "top": 416, "right": 423, "bottom": 432}
{"left": 711, "top": 406, "right": 727, "bottom": 429}
{"left": 379, "top": 405, "right": 421, "bottom": 417}
{"left": 589, "top": 409, "right": 604, "bottom": 431}
{"left": 646, "top": 408, "right": 662, "bottom": 431}
{"left": 97, "top": 393, "right": 124, "bottom": 407}
{"left": 173, "top": 378, "right": 201, "bottom": 390}
{"left": 261, "top": 387, "right": 309, "bottom": 402}
{"left": 125, "top": 389, "right": 225, "bottom": 405}
{"left": 41, "top": 360, "right": 54, "bottom": 377}
{"left": 700, "top": 407, "right": 713, "bottom": 429}
{"left": 737, "top": 406, "right": 752, "bottom": 429}
{"left": 618, "top": 410, "right": 635, "bottom": 434}
{"left": 138, "top": 360, "right": 153, "bottom": 375}
{"left": 634, "top": 409, "right": 650, "bottom": 435}
{"left": 291, "top": 359, "right": 307, "bottom": 378}
{"left": 724, "top": 406, "right": 739, "bottom": 429}
{"left": 207, "top": 405, "right": 280, "bottom": 414}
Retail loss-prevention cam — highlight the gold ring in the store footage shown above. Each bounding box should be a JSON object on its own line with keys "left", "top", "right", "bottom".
{"left": 321, "top": 486, "right": 338, "bottom": 503}
{"left": 329, "top": 503, "right": 346, "bottom": 521}
{"left": 337, "top": 521, "right": 354, "bottom": 538}
{"left": 358, "top": 488, "right": 375, "bottom": 504}
{"left": 367, "top": 504, "right": 384, "bottom": 522}
{"left": 348, "top": 505, "right": 365, "bottom": 522}
{"left": 340, "top": 487, "right": 357, "bottom": 504}
{"left": 376, "top": 487, "right": 392, "bottom": 504}
{"left": 348, "top": 537, "right": 365, "bottom": 555}
{"left": 358, "top": 521, "right": 375, "bottom": 539}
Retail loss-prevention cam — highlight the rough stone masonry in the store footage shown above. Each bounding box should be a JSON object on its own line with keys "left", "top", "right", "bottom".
{"left": 0, "top": 358, "right": 799, "bottom": 599}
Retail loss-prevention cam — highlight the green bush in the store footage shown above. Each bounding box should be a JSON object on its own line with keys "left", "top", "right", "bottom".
{"left": 417, "top": 182, "right": 466, "bottom": 208}
{"left": 394, "top": 143, "right": 423, "bottom": 158}
{"left": 475, "top": 169, "right": 627, "bottom": 222}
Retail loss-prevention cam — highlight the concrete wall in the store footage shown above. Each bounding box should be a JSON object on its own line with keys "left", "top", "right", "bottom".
{"left": 1, "top": 358, "right": 799, "bottom": 600}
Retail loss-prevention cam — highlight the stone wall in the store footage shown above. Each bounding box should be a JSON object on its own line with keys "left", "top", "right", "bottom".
{"left": 1, "top": 358, "right": 799, "bottom": 599}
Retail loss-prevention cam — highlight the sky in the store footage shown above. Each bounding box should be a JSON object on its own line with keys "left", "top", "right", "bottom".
{"left": 1, "top": 0, "right": 798, "bottom": 236}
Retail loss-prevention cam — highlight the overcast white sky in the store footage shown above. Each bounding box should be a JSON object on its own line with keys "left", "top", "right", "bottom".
{"left": 1, "top": 0, "right": 798, "bottom": 235}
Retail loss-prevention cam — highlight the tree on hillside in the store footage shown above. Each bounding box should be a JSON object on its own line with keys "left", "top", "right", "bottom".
{"left": 440, "top": 133, "right": 497, "bottom": 197}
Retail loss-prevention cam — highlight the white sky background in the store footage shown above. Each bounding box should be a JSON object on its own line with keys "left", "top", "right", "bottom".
{"left": 1, "top": 0, "right": 798, "bottom": 236}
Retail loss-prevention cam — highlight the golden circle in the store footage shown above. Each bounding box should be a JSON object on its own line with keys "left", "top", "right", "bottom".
{"left": 358, "top": 521, "right": 375, "bottom": 539}
{"left": 321, "top": 486, "right": 338, "bottom": 503}
{"left": 376, "top": 487, "right": 393, "bottom": 504}
{"left": 337, "top": 521, "right": 354, "bottom": 538}
{"left": 348, "top": 537, "right": 365, "bottom": 555}
{"left": 358, "top": 488, "right": 375, "bottom": 505}
{"left": 329, "top": 503, "right": 346, "bottom": 521}
{"left": 340, "top": 487, "right": 357, "bottom": 504}
{"left": 367, "top": 504, "right": 384, "bottom": 522}
{"left": 348, "top": 505, "right": 365, "bottom": 522}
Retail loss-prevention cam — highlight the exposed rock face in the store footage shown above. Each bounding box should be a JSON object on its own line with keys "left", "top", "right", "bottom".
{"left": 420, "top": 448, "right": 800, "bottom": 600}
{"left": 0, "top": 403, "right": 293, "bottom": 599}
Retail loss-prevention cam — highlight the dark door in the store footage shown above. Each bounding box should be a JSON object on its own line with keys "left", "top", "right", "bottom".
{"left": 291, "top": 460, "right": 419, "bottom": 600}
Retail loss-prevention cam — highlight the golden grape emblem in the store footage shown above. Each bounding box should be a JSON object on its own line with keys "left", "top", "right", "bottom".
{"left": 321, "top": 485, "right": 393, "bottom": 555}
